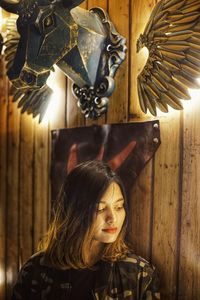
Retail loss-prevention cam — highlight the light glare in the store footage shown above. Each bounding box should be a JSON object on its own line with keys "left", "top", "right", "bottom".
{"left": 42, "top": 66, "right": 66, "bottom": 125}
{"left": 0, "top": 267, "right": 5, "bottom": 286}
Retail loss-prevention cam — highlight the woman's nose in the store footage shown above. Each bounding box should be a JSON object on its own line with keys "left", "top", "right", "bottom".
{"left": 106, "top": 208, "right": 117, "bottom": 224}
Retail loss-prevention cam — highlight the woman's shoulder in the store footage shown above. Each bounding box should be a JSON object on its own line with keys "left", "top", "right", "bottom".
{"left": 12, "top": 252, "right": 70, "bottom": 299}
{"left": 14, "top": 252, "right": 68, "bottom": 288}
{"left": 18, "top": 251, "right": 61, "bottom": 279}
{"left": 117, "top": 251, "right": 156, "bottom": 276}
{"left": 21, "top": 251, "right": 46, "bottom": 268}
{"left": 16, "top": 251, "right": 47, "bottom": 279}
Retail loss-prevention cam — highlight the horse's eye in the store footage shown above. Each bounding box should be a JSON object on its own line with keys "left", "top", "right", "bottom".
{"left": 44, "top": 15, "right": 54, "bottom": 27}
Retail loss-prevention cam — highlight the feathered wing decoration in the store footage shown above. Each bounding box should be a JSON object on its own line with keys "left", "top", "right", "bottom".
{"left": 3, "top": 18, "right": 52, "bottom": 122}
{"left": 137, "top": 0, "right": 200, "bottom": 116}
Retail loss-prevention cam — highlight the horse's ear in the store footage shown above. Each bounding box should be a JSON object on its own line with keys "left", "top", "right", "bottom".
{"left": 62, "top": 0, "right": 85, "bottom": 10}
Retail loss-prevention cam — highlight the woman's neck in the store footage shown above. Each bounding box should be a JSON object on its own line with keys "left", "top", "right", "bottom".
{"left": 87, "top": 241, "right": 105, "bottom": 266}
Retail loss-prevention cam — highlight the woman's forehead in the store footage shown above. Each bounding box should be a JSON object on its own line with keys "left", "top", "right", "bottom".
{"left": 99, "top": 182, "right": 124, "bottom": 204}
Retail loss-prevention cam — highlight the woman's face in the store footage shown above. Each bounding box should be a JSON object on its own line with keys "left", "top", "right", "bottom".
{"left": 92, "top": 182, "right": 126, "bottom": 244}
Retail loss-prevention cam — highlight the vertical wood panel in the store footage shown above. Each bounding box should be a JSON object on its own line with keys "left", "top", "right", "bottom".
{"left": 107, "top": 0, "right": 129, "bottom": 123}
{"left": 0, "top": 56, "right": 7, "bottom": 300}
{"left": 88, "top": 0, "right": 107, "bottom": 8}
{"left": 129, "top": 162, "right": 153, "bottom": 261}
{"left": 179, "top": 99, "right": 200, "bottom": 300}
{"left": 6, "top": 91, "right": 20, "bottom": 300}
{"left": 19, "top": 115, "right": 34, "bottom": 265}
{"left": 129, "top": 0, "right": 156, "bottom": 119}
{"left": 152, "top": 112, "right": 181, "bottom": 300}
{"left": 48, "top": 68, "right": 67, "bottom": 227}
{"left": 33, "top": 122, "right": 49, "bottom": 252}
{"left": 128, "top": 0, "right": 155, "bottom": 264}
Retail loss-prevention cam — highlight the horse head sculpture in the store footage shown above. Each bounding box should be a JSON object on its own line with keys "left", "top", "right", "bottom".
{"left": 0, "top": 0, "right": 126, "bottom": 121}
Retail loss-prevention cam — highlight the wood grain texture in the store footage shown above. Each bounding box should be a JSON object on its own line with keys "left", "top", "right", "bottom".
{"left": 0, "top": 56, "right": 7, "bottom": 300}
{"left": 129, "top": 0, "right": 156, "bottom": 119}
{"left": 107, "top": 0, "right": 129, "bottom": 123}
{"left": 19, "top": 114, "right": 34, "bottom": 265}
{"left": 33, "top": 122, "right": 49, "bottom": 252}
{"left": 152, "top": 112, "right": 181, "bottom": 300}
{"left": 88, "top": 0, "right": 107, "bottom": 9}
{"left": 47, "top": 67, "right": 67, "bottom": 220}
{"left": 178, "top": 98, "right": 200, "bottom": 300}
{"left": 5, "top": 90, "right": 20, "bottom": 300}
{"left": 129, "top": 162, "right": 154, "bottom": 261}
{"left": 128, "top": 0, "right": 156, "bottom": 274}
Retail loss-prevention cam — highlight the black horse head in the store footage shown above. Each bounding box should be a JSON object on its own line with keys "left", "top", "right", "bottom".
{"left": 0, "top": 0, "right": 88, "bottom": 89}
{"left": 0, "top": 0, "right": 126, "bottom": 120}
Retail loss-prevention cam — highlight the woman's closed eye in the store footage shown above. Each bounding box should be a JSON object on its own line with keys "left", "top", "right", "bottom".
{"left": 97, "top": 204, "right": 124, "bottom": 213}
{"left": 97, "top": 206, "right": 106, "bottom": 213}
{"left": 114, "top": 205, "right": 124, "bottom": 210}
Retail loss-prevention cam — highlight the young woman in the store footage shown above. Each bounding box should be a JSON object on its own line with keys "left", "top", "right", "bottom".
{"left": 12, "top": 160, "right": 160, "bottom": 299}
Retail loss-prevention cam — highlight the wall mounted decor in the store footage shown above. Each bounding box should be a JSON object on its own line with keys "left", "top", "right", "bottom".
{"left": 51, "top": 121, "right": 161, "bottom": 202}
{"left": 0, "top": 0, "right": 126, "bottom": 121}
{"left": 137, "top": 0, "right": 200, "bottom": 116}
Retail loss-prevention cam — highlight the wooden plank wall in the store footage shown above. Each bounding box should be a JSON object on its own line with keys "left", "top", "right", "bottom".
{"left": 0, "top": 0, "right": 200, "bottom": 299}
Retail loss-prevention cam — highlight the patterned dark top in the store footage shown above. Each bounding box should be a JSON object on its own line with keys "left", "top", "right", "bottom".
{"left": 12, "top": 252, "right": 160, "bottom": 300}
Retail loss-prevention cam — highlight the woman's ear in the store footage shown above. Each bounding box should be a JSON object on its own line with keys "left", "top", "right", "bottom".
{"left": 62, "top": 0, "right": 85, "bottom": 10}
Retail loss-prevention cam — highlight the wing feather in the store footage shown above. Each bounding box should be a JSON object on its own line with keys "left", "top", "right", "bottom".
{"left": 172, "top": 12, "right": 200, "bottom": 24}
{"left": 137, "top": 79, "right": 147, "bottom": 113}
{"left": 141, "top": 82, "right": 157, "bottom": 115}
{"left": 186, "top": 49, "right": 200, "bottom": 65}
{"left": 160, "top": 50, "right": 185, "bottom": 60}
{"left": 181, "top": 3, "right": 200, "bottom": 14}
{"left": 173, "top": 73, "right": 200, "bottom": 89}
{"left": 161, "top": 91, "right": 183, "bottom": 110}
{"left": 155, "top": 99, "right": 169, "bottom": 112}
{"left": 162, "top": 57, "right": 181, "bottom": 71}
{"left": 181, "top": 61, "right": 200, "bottom": 77}
{"left": 168, "top": 82, "right": 191, "bottom": 100}
{"left": 3, "top": 17, "right": 53, "bottom": 121}
{"left": 13, "top": 90, "right": 24, "bottom": 102}
{"left": 137, "top": 0, "right": 200, "bottom": 115}
{"left": 169, "top": 21, "right": 198, "bottom": 32}
{"left": 166, "top": 30, "right": 193, "bottom": 40}
{"left": 151, "top": 73, "right": 168, "bottom": 91}
{"left": 15, "top": 85, "right": 52, "bottom": 122}
{"left": 163, "top": 0, "right": 186, "bottom": 10}
{"left": 159, "top": 43, "right": 190, "bottom": 51}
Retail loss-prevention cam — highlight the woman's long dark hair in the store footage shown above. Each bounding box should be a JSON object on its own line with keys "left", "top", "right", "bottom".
{"left": 39, "top": 160, "right": 130, "bottom": 269}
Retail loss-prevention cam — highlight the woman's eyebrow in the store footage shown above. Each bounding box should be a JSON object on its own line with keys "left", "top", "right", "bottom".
{"left": 99, "top": 198, "right": 124, "bottom": 204}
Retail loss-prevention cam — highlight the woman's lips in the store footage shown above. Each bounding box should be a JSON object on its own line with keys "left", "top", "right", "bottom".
{"left": 102, "top": 227, "right": 118, "bottom": 234}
